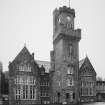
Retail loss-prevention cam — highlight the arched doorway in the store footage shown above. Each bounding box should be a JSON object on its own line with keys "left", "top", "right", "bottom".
{"left": 65, "top": 91, "right": 74, "bottom": 103}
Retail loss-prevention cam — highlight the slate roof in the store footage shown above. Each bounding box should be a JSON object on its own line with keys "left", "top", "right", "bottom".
{"left": 36, "top": 60, "right": 50, "bottom": 73}
{"left": 36, "top": 57, "right": 87, "bottom": 72}
{"left": 79, "top": 56, "right": 92, "bottom": 69}
{"left": 79, "top": 56, "right": 96, "bottom": 74}
{"left": 79, "top": 58, "right": 85, "bottom": 69}
{"left": 12, "top": 46, "right": 32, "bottom": 63}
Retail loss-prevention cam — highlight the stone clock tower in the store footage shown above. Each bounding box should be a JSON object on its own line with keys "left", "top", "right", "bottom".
{"left": 50, "top": 5, "right": 81, "bottom": 104}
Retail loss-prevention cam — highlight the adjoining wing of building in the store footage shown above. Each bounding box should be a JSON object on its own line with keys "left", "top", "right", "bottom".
{"left": 79, "top": 57, "right": 96, "bottom": 102}
{"left": 36, "top": 60, "right": 50, "bottom": 73}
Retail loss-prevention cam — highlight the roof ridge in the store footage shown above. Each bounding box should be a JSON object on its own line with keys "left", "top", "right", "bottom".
{"left": 12, "top": 46, "right": 32, "bottom": 63}
{"left": 79, "top": 58, "right": 85, "bottom": 69}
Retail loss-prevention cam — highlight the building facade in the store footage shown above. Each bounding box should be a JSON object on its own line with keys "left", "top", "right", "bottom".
{"left": 50, "top": 6, "right": 81, "bottom": 104}
{"left": 9, "top": 46, "right": 40, "bottom": 105}
{"left": 79, "top": 57, "right": 96, "bottom": 102}
{"left": 38, "top": 66, "right": 50, "bottom": 104}
{"left": 96, "top": 81, "right": 105, "bottom": 101}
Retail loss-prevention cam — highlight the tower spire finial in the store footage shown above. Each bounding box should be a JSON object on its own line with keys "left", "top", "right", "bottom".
{"left": 58, "top": 0, "right": 71, "bottom": 7}
{"left": 24, "top": 43, "right": 26, "bottom": 47}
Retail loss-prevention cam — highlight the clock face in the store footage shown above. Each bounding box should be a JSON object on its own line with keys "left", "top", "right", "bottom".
{"left": 58, "top": 14, "right": 71, "bottom": 25}
{"left": 66, "top": 16, "right": 71, "bottom": 22}
{"left": 58, "top": 14, "right": 64, "bottom": 24}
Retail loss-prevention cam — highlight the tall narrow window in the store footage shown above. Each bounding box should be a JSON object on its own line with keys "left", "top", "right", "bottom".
{"left": 66, "top": 93, "right": 69, "bottom": 99}
{"left": 57, "top": 81, "right": 60, "bottom": 87}
{"left": 73, "top": 93, "right": 75, "bottom": 99}
{"left": 69, "top": 44, "right": 73, "bottom": 57}
{"left": 30, "top": 85, "right": 33, "bottom": 99}
{"left": 70, "top": 92, "right": 73, "bottom": 102}
{"left": 57, "top": 92, "right": 60, "bottom": 103}
{"left": 67, "top": 77, "right": 74, "bottom": 86}
{"left": 15, "top": 86, "right": 21, "bottom": 100}
{"left": 23, "top": 85, "right": 28, "bottom": 99}
{"left": 33, "top": 86, "right": 35, "bottom": 99}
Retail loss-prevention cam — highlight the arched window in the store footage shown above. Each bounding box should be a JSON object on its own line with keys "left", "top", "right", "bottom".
{"left": 68, "top": 44, "right": 73, "bottom": 57}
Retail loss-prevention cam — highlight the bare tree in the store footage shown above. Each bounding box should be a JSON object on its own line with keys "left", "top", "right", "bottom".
{"left": 97, "top": 76, "right": 103, "bottom": 81}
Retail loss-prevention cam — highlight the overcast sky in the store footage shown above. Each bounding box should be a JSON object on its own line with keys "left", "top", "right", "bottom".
{"left": 0, "top": 0, "right": 105, "bottom": 78}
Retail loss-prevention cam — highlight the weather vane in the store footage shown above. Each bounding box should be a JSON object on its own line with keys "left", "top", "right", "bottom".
{"left": 69, "top": 0, "right": 70, "bottom": 7}
{"left": 24, "top": 43, "right": 26, "bottom": 47}
{"left": 58, "top": 0, "right": 70, "bottom": 7}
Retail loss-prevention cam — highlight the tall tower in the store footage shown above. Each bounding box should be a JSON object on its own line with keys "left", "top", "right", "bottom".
{"left": 50, "top": 5, "right": 81, "bottom": 104}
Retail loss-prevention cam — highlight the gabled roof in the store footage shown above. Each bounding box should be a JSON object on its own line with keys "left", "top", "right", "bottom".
{"left": 79, "top": 56, "right": 93, "bottom": 69}
{"left": 79, "top": 56, "right": 90, "bottom": 69}
{"left": 79, "top": 56, "right": 96, "bottom": 75}
{"left": 79, "top": 58, "right": 85, "bottom": 69}
{"left": 12, "top": 46, "right": 33, "bottom": 64}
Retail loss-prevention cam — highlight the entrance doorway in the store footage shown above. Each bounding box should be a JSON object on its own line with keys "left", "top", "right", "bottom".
{"left": 66, "top": 93, "right": 69, "bottom": 103}
{"left": 65, "top": 91, "right": 74, "bottom": 103}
